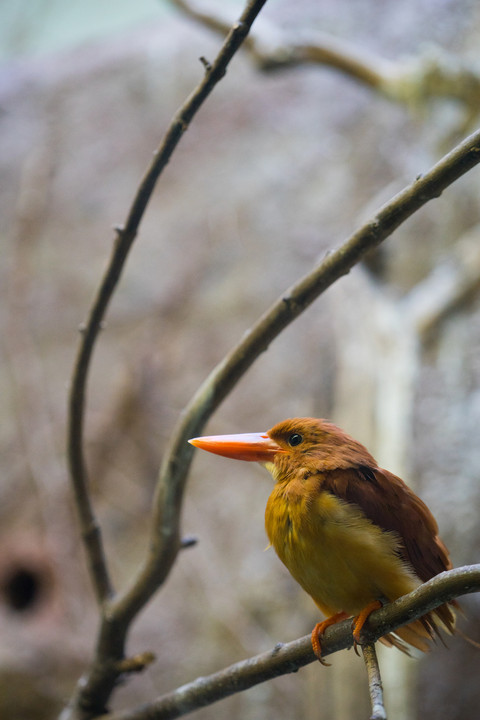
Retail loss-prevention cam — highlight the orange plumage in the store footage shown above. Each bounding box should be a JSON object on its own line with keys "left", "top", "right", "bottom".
{"left": 189, "top": 417, "right": 456, "bottom": 659}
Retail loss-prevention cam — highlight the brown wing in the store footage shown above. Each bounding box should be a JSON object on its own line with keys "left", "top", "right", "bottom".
{"left": 323, "top": 465, "right": 452, "bottom": 583}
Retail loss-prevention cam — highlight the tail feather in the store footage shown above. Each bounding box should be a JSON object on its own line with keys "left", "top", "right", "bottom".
{"left": 380, "top": 601, "right": 456, "bottom": 654}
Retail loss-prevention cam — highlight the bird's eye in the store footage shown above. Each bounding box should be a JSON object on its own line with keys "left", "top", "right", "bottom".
{"left": 288, "top": 433, "right": 303, "bottom": 447}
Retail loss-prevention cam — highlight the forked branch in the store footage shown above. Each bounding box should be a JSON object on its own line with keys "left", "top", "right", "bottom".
{"left": 98, "top": 565, "right": 480, "bottom": 720}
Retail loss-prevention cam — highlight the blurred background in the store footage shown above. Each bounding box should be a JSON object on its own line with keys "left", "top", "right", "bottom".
{"left": 1, "top": 1, "right": 480, "bottom": 718}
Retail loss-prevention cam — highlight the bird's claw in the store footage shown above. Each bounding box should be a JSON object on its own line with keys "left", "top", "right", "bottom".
{"left": 351, "top": 600, "right": 383, "bottom": 648}
{"left": 311, "top": 612, "right": 349, "bottom": 665}
{"left": 311, "top": 623, "right": 332, "bottom": 666}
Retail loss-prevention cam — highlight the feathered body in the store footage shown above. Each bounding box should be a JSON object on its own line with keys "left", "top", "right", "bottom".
{"left": 263, "top": 418, "right": 455, "bottom": 651}
{"left": 190, "top": 417, "right": 456, "bottom": 653}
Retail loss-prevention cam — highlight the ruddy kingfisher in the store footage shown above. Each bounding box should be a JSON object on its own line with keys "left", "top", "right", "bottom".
{"left": 189, "top": 417, "right": 456, "bottom": 662}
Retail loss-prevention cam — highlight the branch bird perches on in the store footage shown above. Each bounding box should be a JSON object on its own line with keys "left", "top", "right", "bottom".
{"left": 97, "top": 566, "right": 480, "bottom": 720}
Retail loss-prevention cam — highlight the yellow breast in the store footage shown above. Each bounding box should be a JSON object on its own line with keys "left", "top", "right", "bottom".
{"left": 264, "top": 476, "right": 420, "bottom": 617}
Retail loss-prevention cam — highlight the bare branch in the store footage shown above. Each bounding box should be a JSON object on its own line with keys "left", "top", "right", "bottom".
{"left": 362, "top": 643, "right": 387, "bottom": 720}
{"left": 98, "top": 565, "right": 480, "bottom": 720}
{"left": 66, "top": 0, "right": 269, "bottom": 606}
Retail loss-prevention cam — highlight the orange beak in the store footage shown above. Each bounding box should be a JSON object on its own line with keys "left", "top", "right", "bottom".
{"left": 188, "top": 431, "right": 284, "bottom": 463}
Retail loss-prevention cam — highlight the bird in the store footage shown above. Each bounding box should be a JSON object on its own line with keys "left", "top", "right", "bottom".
{"left": 189, "top": 416, "right": 457, "bottom": 663}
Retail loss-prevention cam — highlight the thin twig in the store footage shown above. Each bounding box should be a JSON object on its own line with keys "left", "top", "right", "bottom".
{"left": 98, "top": 565, "right": 480, "bottom": 720}
{"left": 362, "top": 643, "right": 387, "bottom": 720}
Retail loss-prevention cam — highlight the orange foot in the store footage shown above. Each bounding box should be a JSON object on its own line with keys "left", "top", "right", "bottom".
{"left": 352, "top": 600, "right": 382, "bottom": 654}
{"left": 311, "top": 612, "right": 348, "bottom": 665}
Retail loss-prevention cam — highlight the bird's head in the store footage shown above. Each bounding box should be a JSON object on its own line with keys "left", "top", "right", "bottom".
{"left": 189, "top": 417, "right": 373, "bottom": 478}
